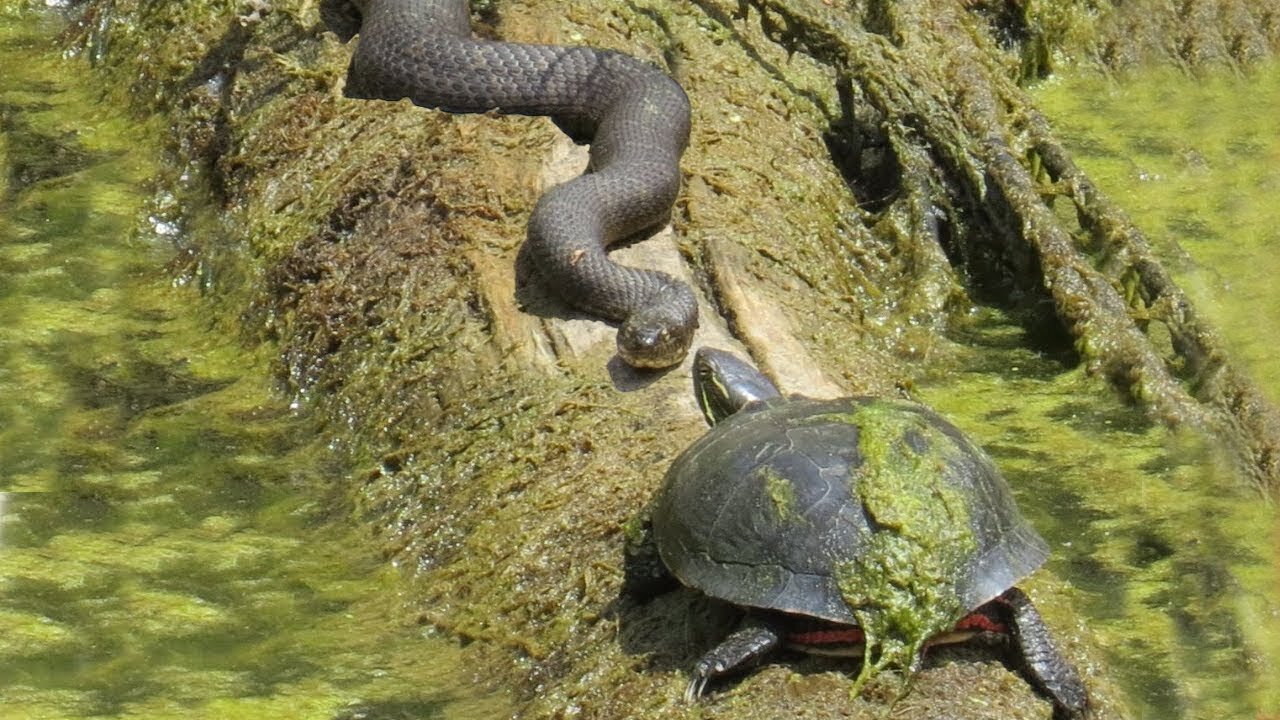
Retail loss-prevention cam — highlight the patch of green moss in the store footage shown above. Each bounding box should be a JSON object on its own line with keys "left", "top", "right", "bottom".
{"left": 824, "top": 403, "right": 975, "bottom": 696}
{"left": 758, "top": 465, "right": 803, "bottom": 523}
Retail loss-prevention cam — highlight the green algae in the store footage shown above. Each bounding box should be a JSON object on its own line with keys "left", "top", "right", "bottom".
{"left": 827, "top": 404, "right": 975, "bottom": 697}
{"left": 758, "top": 465, "right": 803, "bottom": 523}
{"left": 1001, "top": 0, "right": 1280, "bottom": 75}
{"left": 0, "top": 11, "right": 513, "bottom": 720}
{"left": 59, "top": 0, "right": 1097, "bottom": 716}
{"left": 1035, "top": 62, "right": 1280, "bottom": 409}
{"left": 920, "top": 306, "right": 1279, "bottom": 719}
{"left": 1011, "top": 60, "right": 1280, "bottom": 718}
{"left": 48, "top": 0, "right": 1280, "bottom": 718}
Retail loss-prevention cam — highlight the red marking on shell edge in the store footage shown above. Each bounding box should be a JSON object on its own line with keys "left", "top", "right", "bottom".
{"left": 788, "top": 627, "right": 866, "bottom": 646}
{"left": 953, "top": 613, "right": 1007, "bottom": 635}
{"left": 787, "top": 612, "right": 1008, "bottom": 649}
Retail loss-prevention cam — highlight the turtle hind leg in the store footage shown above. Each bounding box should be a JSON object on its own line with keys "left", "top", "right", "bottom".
{"left": 687, "top": 616, "right": 783, "bottom": 702}
{"left": 998, "top": 587, "right": 1091, "bottom": 720}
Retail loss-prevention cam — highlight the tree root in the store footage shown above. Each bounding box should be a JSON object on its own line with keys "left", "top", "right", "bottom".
{"left": 719, "top": 0, "right": 1280, "bottom": 491}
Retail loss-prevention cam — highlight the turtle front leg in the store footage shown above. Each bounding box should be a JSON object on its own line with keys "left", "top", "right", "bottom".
{"left": 686, "top": 616, "right": 783, "bottom": 702}
{"left": 1000, "top": 587, "right": 1090, "bottom": 720}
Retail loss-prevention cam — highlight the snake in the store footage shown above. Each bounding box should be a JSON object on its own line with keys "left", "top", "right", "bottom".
{"left": 319, "top": 0, "right": 699, "bottom": 368}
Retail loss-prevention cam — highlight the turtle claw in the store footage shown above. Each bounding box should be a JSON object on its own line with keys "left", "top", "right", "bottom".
{"left": 684, "top": 673, "right": 710, "bottom": 703}
{"left": 685, "top": 655, "right": 723, "bottom": 702}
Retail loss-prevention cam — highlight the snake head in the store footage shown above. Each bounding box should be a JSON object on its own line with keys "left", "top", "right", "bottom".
{"left": 616, "top": 285, "right": 698, "bottom": 369}
{"left": 318, "top": 0, "right": 363, "bottom": 42}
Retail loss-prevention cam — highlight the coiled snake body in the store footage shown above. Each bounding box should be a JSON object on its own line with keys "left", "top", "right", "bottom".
{"left": 321, "top": 0, "right": 699, "bottom": 368}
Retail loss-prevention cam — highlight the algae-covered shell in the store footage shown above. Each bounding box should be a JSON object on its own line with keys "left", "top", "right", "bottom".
{"left": 653, "top": 395, "right": 1049, "bottom": 624}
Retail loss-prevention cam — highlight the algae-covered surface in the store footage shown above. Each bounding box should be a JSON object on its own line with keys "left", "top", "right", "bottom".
{"left": 0, "top": 11, "right": 511, "bottom": 718}
{"left": 1036, "top": 62, "right": 1280, "bottom": 408}
{"left": 921, "top": 308, "right": 1279, "bottom": 719}
{"left": 919, "top": 63, "right": 1280, "bottom": 704}
{"left": 962, "top": 61, "right": 1280, "bottom": 718}
{"left": 833, "top": 402, "right": 976, "bottom": 694}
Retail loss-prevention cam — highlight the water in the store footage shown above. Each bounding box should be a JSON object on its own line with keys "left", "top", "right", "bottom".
{"left": 1026, "top": 63, "right": 1280, "bottom": 716}
{"left": 922, "top": 312, "right": 1277, "bottom": 719}
{"left": 912, "top": 62, "right": 1280, "bottom": 719}
{"left": 0, "top": 10, "right": 510, "bottom": 718}
{"left": 1035, "top": 63, "right": 1280, "bottom": 406}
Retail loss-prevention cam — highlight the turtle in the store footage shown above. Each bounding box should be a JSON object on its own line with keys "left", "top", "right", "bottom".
{"left": 626, "top": 347, "right": 1089, "bottom": 718}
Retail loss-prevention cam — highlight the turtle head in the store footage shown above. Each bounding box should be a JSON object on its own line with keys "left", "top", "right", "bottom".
{"left": 693, "top": 348, "right": 782, "bottom": 425}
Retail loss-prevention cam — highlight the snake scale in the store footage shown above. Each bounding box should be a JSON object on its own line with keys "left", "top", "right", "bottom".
{"left": 320, "top": 0, "right": 699, "bottom": 368}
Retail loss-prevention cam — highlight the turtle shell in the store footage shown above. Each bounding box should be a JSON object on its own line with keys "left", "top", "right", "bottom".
{"left": 653, "top": 395, "right": 1048, "bottom": 624}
